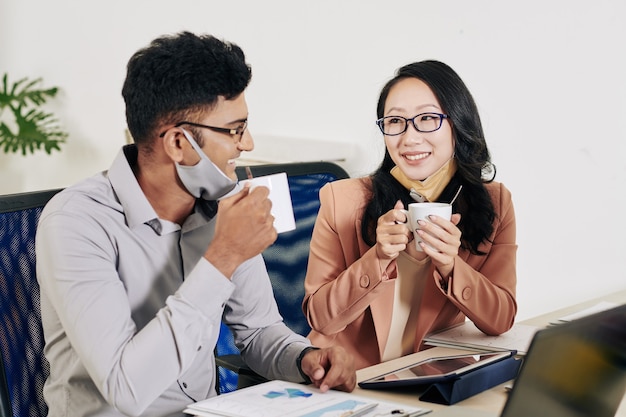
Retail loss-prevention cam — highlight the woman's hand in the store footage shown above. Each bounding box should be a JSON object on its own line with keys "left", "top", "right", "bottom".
{"left": 417, "top": 213, "right": 462, "bottom": 278}
{"left": 375, "top": 200, "right": 412, "bottom": 260}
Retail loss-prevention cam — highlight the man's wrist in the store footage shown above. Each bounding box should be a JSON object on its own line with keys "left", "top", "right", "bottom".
{"left": 296, "top": 346, "right": 319, "bottom": 384}
{"left": 204, "top": 244, "right": 241, "bottom": 279}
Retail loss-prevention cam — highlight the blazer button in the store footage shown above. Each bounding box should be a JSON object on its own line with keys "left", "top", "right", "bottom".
{"left": 360, "top": 275, "right": 370, "bottom": 288}
{"left": 462, "top": 287, "right": 472, "bottom": 300}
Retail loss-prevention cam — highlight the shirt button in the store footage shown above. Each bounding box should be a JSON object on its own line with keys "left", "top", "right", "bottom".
{"left": 182, "top": 382, "right": 188, "bottom": 388}
{"left": 360, "top": 275, "right": 370, "bottom": 288}
{"left": 197, "top": 345, "right": 202, "bottom": 351}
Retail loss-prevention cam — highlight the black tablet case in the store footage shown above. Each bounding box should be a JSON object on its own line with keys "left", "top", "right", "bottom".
{"left": 419, "top": 354, "right": 523, "bottom": 405}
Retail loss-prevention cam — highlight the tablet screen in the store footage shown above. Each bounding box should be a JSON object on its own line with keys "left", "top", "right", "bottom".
{"left": 360, "top": 351, "right": 513, "bottom": 388}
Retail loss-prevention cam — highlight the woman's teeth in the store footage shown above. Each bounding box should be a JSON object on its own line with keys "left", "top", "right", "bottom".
{"left": 405, "top": 153, "right": 429, "bottom": 161}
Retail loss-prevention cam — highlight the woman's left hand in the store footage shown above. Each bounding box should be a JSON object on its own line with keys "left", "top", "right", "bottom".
{"left": 417, "top": 213, "right": 462, "bottom": 278}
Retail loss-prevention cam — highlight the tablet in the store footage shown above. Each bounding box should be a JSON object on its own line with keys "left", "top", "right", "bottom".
{"left": 359, "top": 351, "right": 515, "bottom": 389}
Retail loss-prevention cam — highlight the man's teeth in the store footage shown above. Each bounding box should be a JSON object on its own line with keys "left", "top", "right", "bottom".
{"left": 405, "top": 153, "right": 428, "bottom": 161}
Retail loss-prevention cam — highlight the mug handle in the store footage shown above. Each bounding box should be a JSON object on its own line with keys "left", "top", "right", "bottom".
{"left": 397, "top": 209, "right": 410, "bottom": 225}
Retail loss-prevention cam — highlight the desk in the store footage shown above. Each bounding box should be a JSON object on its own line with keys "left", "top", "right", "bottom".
{"left": 354, "top": 289, "right": 626, "bottom": 416}
{"left": 521, "top": 289, "right": 626, "bottom": 328}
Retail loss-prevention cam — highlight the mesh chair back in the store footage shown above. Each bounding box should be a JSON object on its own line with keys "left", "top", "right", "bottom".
{"left": 215, "top": 162, "right": 349, "bottom": 394}
{"left": 0, "top": 189, "right": 61, "bottom": 417}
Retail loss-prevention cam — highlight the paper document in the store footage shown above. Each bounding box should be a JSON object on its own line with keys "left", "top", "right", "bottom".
{"left": 185, "top": 380, "right": 430, "bottom": 417}
{"left": 424, "top": 322, "right": 539, "bottom": 354}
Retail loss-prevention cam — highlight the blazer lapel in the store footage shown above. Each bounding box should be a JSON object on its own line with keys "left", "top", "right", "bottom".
{"left": 355, "top": 217, "right": 396, "bottom": 362}
{"left": 369, "top": 279, "right": 395, "bottom": 360}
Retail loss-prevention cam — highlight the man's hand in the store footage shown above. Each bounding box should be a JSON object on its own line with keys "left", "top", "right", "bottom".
{"left": 204, "top": 185, "right": 277, "bottom": 277}
{"left": 299, "top": 346, "right": 356, "bottom": 393}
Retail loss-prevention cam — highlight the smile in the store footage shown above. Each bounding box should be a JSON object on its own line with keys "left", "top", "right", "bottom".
{"left": 405, "top": 152, "right": 430, "bottom": 161}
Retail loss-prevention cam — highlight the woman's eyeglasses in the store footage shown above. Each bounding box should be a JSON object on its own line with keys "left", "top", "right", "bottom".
{"left": 376, "top": 112, "right": 448, "bottom": 136}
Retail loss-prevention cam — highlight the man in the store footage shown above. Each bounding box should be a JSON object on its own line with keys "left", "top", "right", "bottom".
{"left": 35, "top": 32, "right": 355, "bottom": 417}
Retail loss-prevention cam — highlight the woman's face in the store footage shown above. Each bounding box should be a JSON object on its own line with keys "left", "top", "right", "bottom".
{"left": 383, "top": 77, "right": 455, "bottom": 181}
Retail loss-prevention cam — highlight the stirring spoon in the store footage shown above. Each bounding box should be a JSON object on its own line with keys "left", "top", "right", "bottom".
{"left": 450, "top": 185, "right": 463, "bottom": 205}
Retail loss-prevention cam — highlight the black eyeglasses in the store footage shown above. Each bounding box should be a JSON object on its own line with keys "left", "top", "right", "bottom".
{"left": 376, "top": 112, "right": 448, "bottom": 136}
{"left": 159, "top": 120, "right": 248, "bottom": 139}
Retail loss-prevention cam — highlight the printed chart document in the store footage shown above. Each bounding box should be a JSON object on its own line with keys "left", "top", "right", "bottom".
{"left": 424, "top": 322, "right": 539, "bottom": 354}
{"left": 185, "top": 380, "right": 430, "bottom": 417}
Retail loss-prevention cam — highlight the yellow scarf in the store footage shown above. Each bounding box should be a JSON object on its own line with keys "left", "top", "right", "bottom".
{"left": 390, "top": 159, "right": 457, "bottom": 202}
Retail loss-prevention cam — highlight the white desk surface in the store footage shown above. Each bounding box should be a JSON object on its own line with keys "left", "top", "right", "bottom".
{"left": 192, "top": 290, "right": 625, "bottom": 416}
{"left": 354, "top": 288, "right": 626, "bottom": 416}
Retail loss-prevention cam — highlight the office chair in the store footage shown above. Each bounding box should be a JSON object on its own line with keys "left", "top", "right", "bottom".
{"left": 0, "top": 188, "right": 62, "bottom": 417}
{"left": 215, "top": 161, "right": 350, "bottom": 394}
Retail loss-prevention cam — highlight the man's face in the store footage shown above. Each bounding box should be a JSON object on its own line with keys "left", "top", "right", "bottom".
{"left": 185, "top": 93, "right": 253, "bottom": 181}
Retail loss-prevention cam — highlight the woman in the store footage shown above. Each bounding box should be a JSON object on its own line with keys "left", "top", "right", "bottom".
{"left": 302, "top": 60, "right": 517, "bottom": 370}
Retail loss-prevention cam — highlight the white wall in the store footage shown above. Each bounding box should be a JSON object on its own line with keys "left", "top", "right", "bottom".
{"left": 1, "top": 0, "right": 625, "bottom": 321}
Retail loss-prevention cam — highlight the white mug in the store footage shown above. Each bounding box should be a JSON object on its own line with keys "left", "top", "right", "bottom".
{"left": 401, "top": 202, "right": 452, "bottom": 251}
{"left": 240, "top": 172, "right": 296, "bottom": 234}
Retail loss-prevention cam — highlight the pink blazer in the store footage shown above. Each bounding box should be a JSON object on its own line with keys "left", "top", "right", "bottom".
{"left": 303, "top": 177, "right": 517, "bottom": 370}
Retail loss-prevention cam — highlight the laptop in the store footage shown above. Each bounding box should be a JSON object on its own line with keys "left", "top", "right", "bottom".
{"left": 431, "top": 303, "right": 626, "bottom": 417}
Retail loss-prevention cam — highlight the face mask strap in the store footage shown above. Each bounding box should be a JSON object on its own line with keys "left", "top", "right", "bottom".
{"left": 180, "top": 128, "right": 206, "bottom": 158}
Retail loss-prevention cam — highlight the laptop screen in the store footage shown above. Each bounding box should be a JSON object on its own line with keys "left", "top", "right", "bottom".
{"left": 501, "top": 304, "right": 626, "bottom": 417}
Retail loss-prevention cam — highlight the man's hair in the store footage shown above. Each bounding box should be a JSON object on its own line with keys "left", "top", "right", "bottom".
{"left": 122, "top": 31, "right": 252, "bottom": 147}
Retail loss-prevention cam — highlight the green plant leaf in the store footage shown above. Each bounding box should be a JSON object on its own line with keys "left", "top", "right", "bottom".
{"left": 0, "top": 73, "right": 67, "bottom": 155}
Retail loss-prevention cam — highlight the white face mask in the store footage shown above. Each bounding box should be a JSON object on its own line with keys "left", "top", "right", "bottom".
{"left": 175, "top": 128, "right": 237, "bottom": 200}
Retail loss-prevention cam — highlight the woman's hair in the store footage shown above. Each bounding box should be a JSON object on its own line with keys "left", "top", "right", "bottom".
{"left": 122, "top": 31, "right": 252, "bottom": 148}
{"left": 362, "top": 60, "right": 496, "bottom": 255}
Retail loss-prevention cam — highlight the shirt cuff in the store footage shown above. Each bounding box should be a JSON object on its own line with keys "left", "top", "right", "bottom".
{"left": 178, "top": 258, "right": 235, "bottom": 319}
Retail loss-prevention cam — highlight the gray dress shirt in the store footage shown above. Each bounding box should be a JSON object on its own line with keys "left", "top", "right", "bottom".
{"left": 36, "top": 145, "right": 310, "bottom": 417}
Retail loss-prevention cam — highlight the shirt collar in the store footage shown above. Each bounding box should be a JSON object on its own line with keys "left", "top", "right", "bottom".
{"left": 108, "top": 145, "right": 164, "bottom": 233}
{"left": 108, "top": 144, "right": 217, "bottom": 235}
